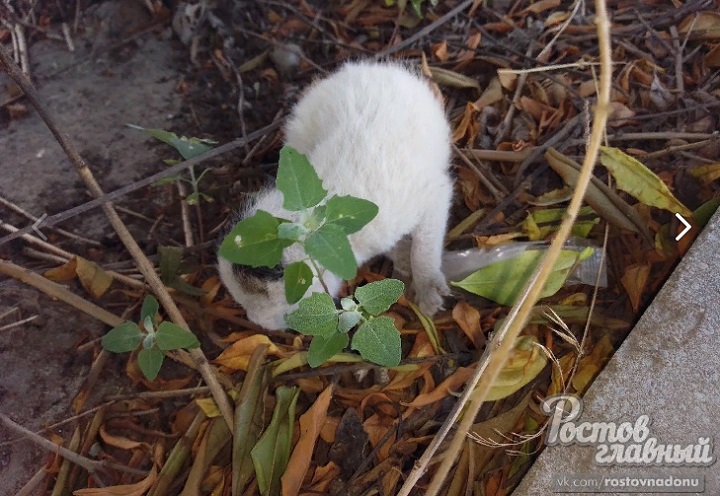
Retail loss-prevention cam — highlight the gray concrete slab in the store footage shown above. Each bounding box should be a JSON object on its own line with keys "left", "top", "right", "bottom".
{"left": 513, "top": 211, "right": 720, "bottom": 496}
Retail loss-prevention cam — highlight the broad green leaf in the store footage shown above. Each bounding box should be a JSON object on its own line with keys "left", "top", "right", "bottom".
{"left": 102, "top": 322, "right": 143, "bottom": 353}
{"left": 140, "top": 295, "right": 159, "bottom": 323}
{"left": 451, "top": 249, "right": 592, "bottom": 306}
{"left": 283, "top": 261, "right": 314, "bottom": 304}
{"left": 307, "top": 333, "right": 350, "bottom": 368}
{"left": 251, "top": 386, "right": 300, "bottom": 496}
{"left": 355, "top": 279, "right": 405, "bottom": 316}
{"left": 219, "top": 210, "right": 292, "bottom": 268}
{"left": 158, "top": 246, "right": 183, "bottom": 285}
{"left": 694, "top": 196, "right": 720, "bottom": 228}
{"left": 285, "top": 292, "right": 339, "bottom": 337}
{"left": 276, "top": 146, "right": 327, "bottom": 211}
{"left": 351, "top": 316, "right": 402, "bottom": 367}
{"left": 599, "top": 147, "right": 692, "bottom": 216}
{"left": 304, "top": 224, "right": 357, "bottom": 280}
{"left": 158, "top": 246, "right": 207, "bottom": 296}
{"left": 128, "top": 124, "right": 215, "bottom": 159}
{"left": 338, "top": 311, "right": 362, "bottom": 333}
{"left": 138, "top": 346, "right": 164, "bottom": 380}
{"left": 324, "top": 195, "right": 379, "bottom": 234}
{"left": 156, "top": 322, "right": 200, "bottom": 350}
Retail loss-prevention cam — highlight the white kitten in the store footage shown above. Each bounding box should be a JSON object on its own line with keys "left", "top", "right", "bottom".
{"left": 218, "top": 61, "right": 453, "bottom": 329}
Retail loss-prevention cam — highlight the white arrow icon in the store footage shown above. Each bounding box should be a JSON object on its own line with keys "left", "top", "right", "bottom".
{"left": 32, "top": 213, "right": 48, "bottom": 240}
{"left": 675, "top": 213, "right": 691, "bottom": 241}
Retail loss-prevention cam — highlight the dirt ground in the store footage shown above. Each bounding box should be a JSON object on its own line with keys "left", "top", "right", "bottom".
{"left": 0, "top": 3, "right": 186, "bottom": 492}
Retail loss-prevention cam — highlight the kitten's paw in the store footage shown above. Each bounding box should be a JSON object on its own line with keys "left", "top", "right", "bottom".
{"left": 412, "top": 274, "right": 450, "bottom": 316}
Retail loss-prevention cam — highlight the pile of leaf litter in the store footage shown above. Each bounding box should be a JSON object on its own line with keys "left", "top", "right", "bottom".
{"left": 2, "top": 0, "right": 720, "bottom": 495}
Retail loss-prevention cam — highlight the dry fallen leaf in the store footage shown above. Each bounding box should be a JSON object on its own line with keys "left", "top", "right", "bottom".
{"left": 571, "top": 335, "right": 614, "bottom": 394}
{"left": 599, "top": 146, "right": 693, "bottom": 217}
{"left": 73, "top": 466, "right": 157, "bottom": 496}
{"left": 282, "top": 385, "right": 334, "bottom": 496}
{"left": 44, "top": 256, "right": 113, "bottom": 299}
{"left": 621, "top": 263, "right": 651, "bottom": 312}
{"left": 215, "top": 334, "right": 283, "bottom": 372}
{"left": 452, "top": 300, "right": 486, "bottom": 349}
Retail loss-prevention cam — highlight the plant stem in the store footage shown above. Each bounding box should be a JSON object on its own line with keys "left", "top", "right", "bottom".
{"left": 307, "top": 257, "right": 331, "bottom": 294}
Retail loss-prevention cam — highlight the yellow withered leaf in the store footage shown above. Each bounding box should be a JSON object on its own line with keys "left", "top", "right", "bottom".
{"left": 486, "top": 336, "right": 548, "bottom": 401}
{"left": 599, "top": 147, "right": 692, "bottom": 216}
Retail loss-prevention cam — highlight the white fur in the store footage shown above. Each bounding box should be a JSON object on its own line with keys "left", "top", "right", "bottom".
{"left": 219, "top": 61, "right": 453, "bottom": 329}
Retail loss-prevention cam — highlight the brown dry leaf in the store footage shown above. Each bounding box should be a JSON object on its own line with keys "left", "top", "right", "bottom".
{"left": 705, "top": 43, "right": 720, "bottom": 67}
{"left": 73, "top": 466, "right": 157, "bottom": 495}
{"left": 282, "top": 385, "right": 334, "bottom": 496}
{"left": 406, "top": 366, "right": 474, "bottom": 407}
{"left": 621, "top": 263, "right": 651, "bottom": 312}
{"left": 75, "top": 257, "right": 113, "bottom": 299}
{"left": 307, "top": 462, "right": 341, "bottom": 493}
{"left": 469, "top": 391, "right": 532, "bottom": 470}
{"left": 452, "top": 301, "right": 486, "bottom": 350}
{"left": 363, "top": 412, "right": 396, "bottom": 461}
{"left": 545, "top": 11, "right": 571, "bottom": 27}
{"left": 452, "top": 102, "right": 479, "bottom": 142}
{"left": 458, "top": 166, "right": 486, "bottom": 211}
{"left": 475, "top": 76, "right": 504, "bottom": 108}
{"left": 199, "top": 276, "right": 221, "bottom": 305}
{"left": 99, "top": 425, "right": 150, "bottom": 451}
{"left": 608, "top": 102, "right": 636, "bottom": 127}
{"left": 215, "top": 334, "right": 282, "bottom": 372}
{"left": 678, "top": 11, "right": 720, "bottom": 40}
{"left": 45, "top": 256, "right": 113, "bottom": 299}
{"left": 520, "top": 0, "right": 561, "bottom": 14}
{"left": 431, "top": 40, "right": 449, "bottom": 61}
{"left": 571, "top": 335, "right": 614, "bottom": 394}
{"left": 44, "top": 258, "right": 79, "bottom": 281}
{"left": 427, "top": 66, "right": 481, "bottom": 90}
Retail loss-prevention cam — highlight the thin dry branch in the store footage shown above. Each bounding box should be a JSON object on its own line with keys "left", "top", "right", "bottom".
{"left": 0, "top": 46, "right": 235, "bottom": 429}
{"left": 0, "top": 413, "right": 147, "bottom": 479}
{"left": 397, "top": 0, "right": 613, "bottom": 493}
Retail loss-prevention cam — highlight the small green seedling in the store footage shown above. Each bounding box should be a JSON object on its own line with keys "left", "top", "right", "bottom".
{"left": 128, "top": 124, "right": 217, "bottom": 204}
{"left": 102, "top": 295, "right": 200, "bottom": 380}
{"left": 220, "top": 146, "right": 405, "bottom": 367}
{"left": 287, "top": 279, "right": 405, "bottom": 367}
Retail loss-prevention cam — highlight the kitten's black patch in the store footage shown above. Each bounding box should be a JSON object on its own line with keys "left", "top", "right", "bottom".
{"left": 232, "top": 263, "right": 284, "bottom": 281}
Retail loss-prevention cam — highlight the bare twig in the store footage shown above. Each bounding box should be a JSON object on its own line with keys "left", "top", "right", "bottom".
{"left": 452, "top": 144, "right": 506, "bottom": 201}
{"left": 0, "top": 413, "right": 148, "bottom": 479}
{"left": 0, "top": 194, "right": 102, "bottom": 246}
{"left": 0, "top": 315, "right": 38, "bottom": 331}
